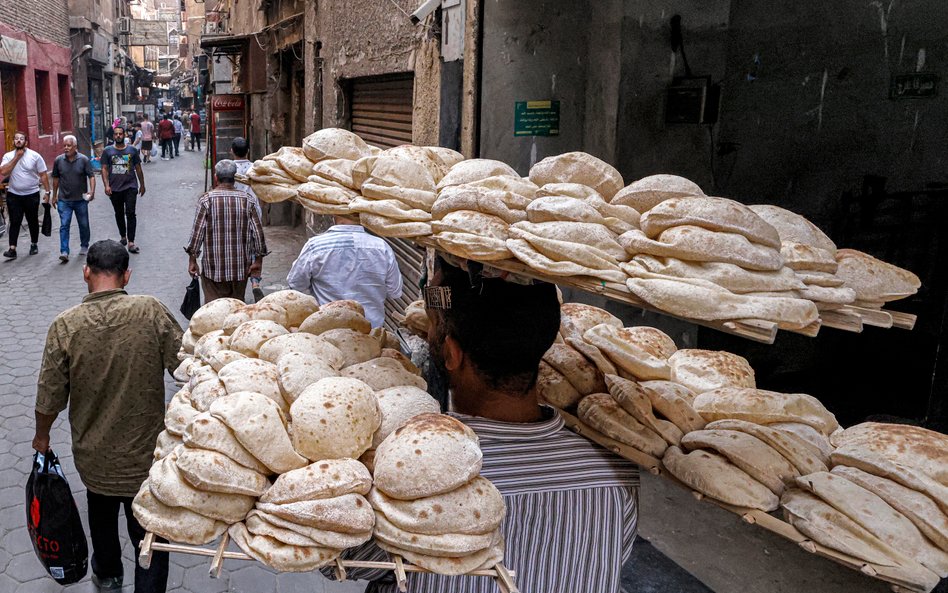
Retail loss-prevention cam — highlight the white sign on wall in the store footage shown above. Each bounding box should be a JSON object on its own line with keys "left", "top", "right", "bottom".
{"left": 0, "top": 35, "right": 28, "bottom": 66}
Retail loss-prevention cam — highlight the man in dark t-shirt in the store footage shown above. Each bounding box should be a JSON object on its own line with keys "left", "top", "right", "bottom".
{"left": 51, "top": 135, "right": 96, "bottom": 262}
{"left": 101, "top": 126, "right": 146, "bottom": 253}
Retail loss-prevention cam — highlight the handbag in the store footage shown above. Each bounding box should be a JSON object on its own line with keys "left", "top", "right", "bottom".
{"left": 41, "top": 202, "right": 52, "bottom": 237}
{"left": 180, "top": 276, "right": 201, "bottom": 319}
{"left": 25, "top": 450, "right": 88, "bottom": 585}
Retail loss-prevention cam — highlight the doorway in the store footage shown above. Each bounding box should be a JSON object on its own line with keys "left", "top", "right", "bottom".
{"left": 0, "top": 65, "right": 25, "bottom": 152}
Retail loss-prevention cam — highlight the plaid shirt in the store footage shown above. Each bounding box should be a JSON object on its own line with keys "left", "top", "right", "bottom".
{"left": 185, "top": 187, "right": 268, "bottom": 282}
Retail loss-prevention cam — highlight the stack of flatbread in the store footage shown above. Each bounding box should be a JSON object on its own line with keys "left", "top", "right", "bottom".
{"left": 833, "top": 249, "right": 921, "bottom": 309}
{"left": 370, "top": 413, "right": 507, "bottom": 575}
{"left": 609, "top": 174, "right": 704, "bottom": 213}
{"left": 777, "top": 422, "right": 948, "bottom": 590}
{"left": 430, "top": 163, "right": 538, "bottom": 262}
{"left": 245, "top": 158, "right": 300, "bottom": 205}
{"left": 619, "top": 195, "right": 819, "bottom": 329}
{"left": 293, "top": 129, "right": 375, "bottom": 215}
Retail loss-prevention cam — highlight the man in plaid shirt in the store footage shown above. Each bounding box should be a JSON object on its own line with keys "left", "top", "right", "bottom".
{"left": 184, "top": 160, "right": 268, "bottom": 302}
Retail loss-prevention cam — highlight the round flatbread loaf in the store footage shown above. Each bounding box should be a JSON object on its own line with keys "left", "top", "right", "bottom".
{"left": 229, "top": 320, "right": 289, "bottom": 357}
{"left": 528, "top": 152, "right": 623, "bottom": 200}
{"left": 277, "top": 352, "right": 338, "bottom": 403}
{"left": 374, "top": 512, "right": 499, "bottom": 557}
{"left": 437, "top": 159, "right": 519, "bottom": 190}
{"left": 641, "top": 196, "right": 781, "bottom": 249}
{"left": 834, "top": 249, "right": 921, "bottom": 302}
{"left": 431, "top": 185, "right": 528, "bottom": 225}
{"left": 374, "top": 414, "right": 483, "bottom": 500}
{"left": 181, "top": 329, "right": 196, "bottom": 355}
{"left": 604, "top": 375, "right": 683, "bottom": 446}
{"left": 173, "top": 358, "right": 193, "bottom": 382}
{"left": 148, "top": 452, "right": 255, "bottom": 523}
{"left": 663, "top": 445, "right": 779, "bottom": 511}
{"left": 193, "top": 330, "right": 230, "bottom": 363}
{"left": 576, "top": 393, "right": 667, "bottom": 457}
{"left": 693, "top": 387, "right": 839, "bottom": 435}
{"left": 290, "top": 377, "right": 381, "bottom": 461}
{"left": 541, "top": 343, "right": 604, "bottom": 395}
{"left": 584, "top": 325, "right": 676, "bottom": 381}
{"left": 182, "top": 412, "right": 270, "bottom": 474}
{"left": 207, "top": 350, "right": 248, "bottom": 373}
{"left": 210, "top": 392, "right": 308, "bottom": 474}
{"left": 299, "top": 307, "right": 371, "bottom": 335}
{"left": 260, "top": 459, "right": 372, "bottom": 504}
{"left": 319, "top": 328, "right": 382, "bottom": 367}
{"left": 255, "top": 494, "right": 375, "bottom": 533}
{"left": 154, "top": 430, "right": 183, "bottom": 461}
{"left": 229, "top": 523, "right": 341, "bottom": 572}
{"left": 377, "top": 535, "right": 505, "bottom": 576}
{"left": 368, "top": 476, "right": 504, "bottom": 536}
{"left": 768, "top": 421, "right": 833, "bottom": 460}
{"left": 434, "top": 232, "right": 512, "bottom": 261}
{"left": 611, "top": 174, "right": 703, "bottom": 212}
{"left": 218, "top": 358, "right": 286, "bottom": 411}
{"left": 342, "top": 358, "right": 428, "bottom": 392}
{"left": 222, "top": 303, "right": 289, "bottom": 334}
{"left": 258, "top": 332, "right": 346, "bottom": 369}
{"left": 536, "top": 361, "right": 583, "bottom": 409}
{"left": 321, "top": 299, "right": 365, "bottom": 316}
{"left": 189, "top": 378, "right": 226, "bottom": 413}
{"left": 559, "top": 303, "right": 622, "bottom": 339}
{"left": 302, "top": 128, "right": 371, "bottom": 162}
{"left": 189, "top": 298, "right": 245, "bottom": 337}
{"left": 748, "top": 204, "right": 837, "bottom": 253}
{"left": 175, "top": 446, "right": 271, "bottom": 496}
{"left": 639, "top": 380, "right": 705, "bottom": 434}
{"left": 165, "top": 390, "right": 198, "bottom": 436}
{"left": 259, "top": 289, "right": 321, "bottom": 327}
{"left": 373, "top": 386, "right": 441, "bottom": 448}
{"left": 132, "top": 483, "right": 227, "bottom": 545}
{"left": 704, "top": 419, "right": 827, "bottom": 476}
{"left": 681, "top": 429, "right": 798, "bottom": 494}
{"left": 668, "top": 349, "right": 755, "bottom": 394}
{"left": 527, "top": 195, "right": 606, "bottom": 225}
{"left": 830, "top": 422, "right": 948, "bottom": 486}
{"left": 246, "top": 509, "right": 372, "bottom": 549}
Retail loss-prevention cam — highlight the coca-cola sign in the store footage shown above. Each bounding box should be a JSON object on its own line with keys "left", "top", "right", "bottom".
{"left": 211, "top": 95, "right": 245, "bottom": 111}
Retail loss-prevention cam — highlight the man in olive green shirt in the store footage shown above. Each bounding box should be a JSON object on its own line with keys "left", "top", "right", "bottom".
{"left": 33, "top": 239, "right": 182, "bottom": 593}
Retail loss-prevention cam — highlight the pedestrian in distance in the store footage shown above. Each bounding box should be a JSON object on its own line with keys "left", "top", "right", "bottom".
{"left": 33, "top": 239, "right": 181, "bottom": 593}
{"left": 171, "top": 115, "right": 183, "bottom": 157}
{"left": 130, "top": 123, "right": 143, "bottom": 154}
{"left": 189, "top": 110, "right": 202, "bottom": 152}
{"left": 0, "top": 131, "right": 50, "bottom": 259}
{"left": 50, "top": 135, "right": 96, "bottom": 263}
{"left": 101, "top": 125, "right": 145, "bottom": 254}
{"left": 139, "top": 114, "right": 154, "bottom": 163}
{"left": 230, "top": 137, "right": 265, "bottom": 299}
{"left": 287, "top": 213, "right": 403, "bottom": 328}
{"left": 185, "top": 159, "right": 268, "bottom": 302}
{"left": 157, "top": 115, "right": 174, "bottom": 160}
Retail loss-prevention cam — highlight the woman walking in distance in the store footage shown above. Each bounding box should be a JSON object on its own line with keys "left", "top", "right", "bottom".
{"left": 101, "top": 126, "right": 146, "bottom": 253}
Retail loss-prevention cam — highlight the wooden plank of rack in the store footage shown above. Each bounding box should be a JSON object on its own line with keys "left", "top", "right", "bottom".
{"left": 556, "top": 409, "right": 663, "bottom": 474}
{"left": 888, "top": 310, "right": 917, "bottom": 330}
{"left": 818, "top": 309, "right": 864, "bottom": 333}
{"left": 843, "top": 305, "right": 894, "bottom": 328}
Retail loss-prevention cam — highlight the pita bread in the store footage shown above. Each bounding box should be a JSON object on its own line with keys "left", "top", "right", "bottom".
{"left": 704, "top": 419, "right": 827, "bottom": 476}
{"left": 639, "top": 380, "right": 705, "bottom": 433}
{"left": 357, "top": 213, "right": 432, "bottom": 238}
{"left": 180, "top": 328, "right": 197, "bottom": 356}
{"left": 641, "top": 196, "right": 780, "bottom": 249}
{"left": 323, "top": 299, "right": 366, "bottom": 316}
{"left": 511, "top": 221, "right": 626, "bottom": 261}
{"left": 668, "top": 349, "right": 755, "bottom": 394}
{"left": 182, "top": 412, "right": 270, "bottom": 474}
{"left": 174, "top": 447, "right": 270, "bottom": 496}
{"left": 560, "top": 303, "right": 622, "bottom": 338}
{"left": 528, "top": 152, "right": 623, "bottom": 200}
{"left": 190, "top": 298, "right": 246, "bottom": 337}
{"left": 209, "top": 392, "right": 308, "bottom": 474}
{"left": 795, "top": 472, "right": 948, "bottom": 576}
{"left": 623, "top": 255, "right": 804, "bottom": 293}
{"left": 831, "top": 447, "right": 948, "bottom": 514}
{"left": 257, "top": 290, "right": 321, "bottom": 327}
{"left": 374, "top": 512, "right": 499, "bottom": 557}
{"left": 132, "top": 483, "right": 227, "bottom": 545}
{"left": 681, "top": 429, "right": 798, "bottom": 494}
{"left": 148, "top": 452, "right": 255, "bottom": 523}
{"left": 382, "top": 145, "right": 450, "bottom": 182}
{"left": 252, "top": 182, "right": 299, "bottom": 203}
{"left": 374, "top": 414, "right": 483, "bottom": 500}
{"left": 431, "top": 185, "right": 528, "bottom": 224}
{"left": 611, "top": 175, "right": 704, "bottom": 212}
{"left": 260, "top": 459, "right": 372, "bottom": 504}
{"left": 349, "top": 197, "right": 432, "bottom": 222}
{"left": 277, "top": 352, "right": 338, "bottom": 403}
{"left": 255, "top": 494, "right": 375, "bottom": 533}
{"left": 542, "top": 343, "right": 604, "bottom": 395}
{"left": 218, "top": 358, "right": 286, "bottom": 411}
{"left": 526, "top": 195, "right": 607, "bottom": 225}
{"left": 400, "top": 300, "right": 429, "bottom": 335}
{"left": 797, "top": 270, "right": 845, "bottom": 287}
{"left": 620, "top": 227, "right": 783, "bottom": 271}
{"left": 432, "top": 210, "right": 510, "bottom": 238}
{"left": 831, "top": 422, "right": 947, "bottom": 485}
{"left": 299, "top": 307, "right": 371, "bottom": 335}
{"left": 267, "top": 147, "right": 317, "bottom": 182}
{"left": 779, "top": 241, "right": 838, "bottom": 274}
{"left": 605, "top": 375, "right": 683, "bottom": 446}
{"left": 319, "top": 328, "right": 383, "bottom": 367}
{"left": 506, "top": 237, "right": 627, "bottom": 283}
{"left": 748, "top": 205, "right": 837, "bottom": 253}
{"left": 434, "top": 230, "right": 513, "bottom": 261}
{"left": 426, "top": 146, "right": 465, "bottom": 168}
{"left": 693, "top": 387, "right": 838, "bottom": 435}
{"left": 290, "top": 377, "right": 380, "bottom": 461}
{"left": 172, "top": 358, "right": 193, "bottom": 382}
{"left": 584, "top": 325, "right": 676, "bottom": 380}
{"left": 193, "top": 330, "right": 231, "bottom": 362}
{"left": 373, "top": 386, "right": 442, "bottom": 448}
{"left": 154, "top": 430, "right": 183, "bottom": 460}
{"left": 437, "top": 159, "right": 519, "bottom": 190}
{"left": 376, "top": 537, "right": 505, "bottom": 576}
{"left": 796, "top": 284, "right": 856, "bottom": 304}
{"left": 259, "top": 332, "right": 346, "bottom": 369}
{"left": 663, "top": 445, "right": 778, "bottom": 511}
{"left": 535, "top": 182, "right": 604, "bottom": 202}
{"left": 165, "top": 390, "right": 199, "bottom": 436}
{"left": 229, "top": 320, "right": 289, "bottom": 357}
{"left": 246, "top": 509, "right": 372, "bottom": 549}
{"left": 359, "top": 158, "right": 437, "bottom": 202}
{"left": 368, "top": 476, "right": 504, "bottom": 536}
{"left": 831, "top": 465, "right": 948, "bottom": 553}
{"left": 341, "top": 358, "right": 427, "bottom": 391}
{"left": 229, "top": 523, "right": 340, "bottom": 572}
{"left": 565, "top": 336, "right": 618, "bottom": 375}
{"left": 296, "top": 183, "right": 355, "bottom": 205}
{"left": 767, "top": 422, "right": 832, "bottom": 460}
{"left": 577, "top": 393, "right": 667, "bottom": 457}
{"left": 625, "top": 277, "right": 819, "bottom": 329}
{"left": 536, "top": 362, "right": 583, "bottom": 409}
{"left": 302, "top": 128, "right": 371, "bottom": 162}
{"left": 310, "top": 158, "right": 357, "bottom": 189}
{"left": 207, "top": 350, "right": 248, "bottom": 373}
{"left": 462, "top": 175, "right": 538, "bottom": 200}
{"left": 835, "top": 249, "right": 921, "bottom": 302}
{"left": 379, "top": 348, "right": 421, "bottom": 375}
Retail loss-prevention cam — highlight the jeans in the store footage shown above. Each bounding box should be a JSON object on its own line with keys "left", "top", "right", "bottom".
{"left": 57, "top": 199, "right": 90, "bottom": 255}
{"left": 160, "top": 138, "right": 174, "bottom": 159}
{"left": 109, "top": 188, "right": 138, "bottom": 242}
{"left": 172, "top": 133, "right": 181, "bottom": 156}
{"left": 5, "top": 191, "right": 39, "bottom": 247}
{"left": 86, "top": 490, "right": 168, "bottom": 593}
{"left": 189, "top": 131, "right": 202, "bottom": 151}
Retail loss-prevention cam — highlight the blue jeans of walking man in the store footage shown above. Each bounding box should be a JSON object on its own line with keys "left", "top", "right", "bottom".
{"left": 57, "top": 199, "right": 90, "bottom": 255}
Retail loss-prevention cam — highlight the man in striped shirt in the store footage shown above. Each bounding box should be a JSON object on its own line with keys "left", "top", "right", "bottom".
{"left": 331, "top": 256, "right": 638, "bottom": 592}
{"left": 184, "top": 160, "right": 268, "bottom": 302}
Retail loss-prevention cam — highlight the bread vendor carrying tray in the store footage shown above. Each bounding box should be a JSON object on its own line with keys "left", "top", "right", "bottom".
{"left": 138, "top": 532, "right": 519, "bottom": 593}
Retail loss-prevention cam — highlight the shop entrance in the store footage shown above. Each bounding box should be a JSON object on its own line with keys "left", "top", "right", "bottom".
{"left": 0, "top": 65, "right": 24, "bottom": 151}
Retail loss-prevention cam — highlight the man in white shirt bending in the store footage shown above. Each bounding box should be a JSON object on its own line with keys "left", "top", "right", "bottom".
{"left": 287, "top": 216, "right": 404, "bottom": 328}
{"left": 0, "top": 131, "right": 50, "bottom": 259}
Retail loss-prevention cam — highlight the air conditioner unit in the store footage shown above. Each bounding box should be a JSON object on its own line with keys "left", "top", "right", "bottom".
{"left": 119, "top": 16, "right": 132, "bottom": 35}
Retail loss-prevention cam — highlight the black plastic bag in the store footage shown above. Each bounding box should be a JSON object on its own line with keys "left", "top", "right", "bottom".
{"left": 41, "top": 203, "right": 52, "bottom": 237}
{"left": 180, "top": 276, "right": 201, "bottom": 319}
{"left": 25, "top": 450, "right": 88, "bottom": 585}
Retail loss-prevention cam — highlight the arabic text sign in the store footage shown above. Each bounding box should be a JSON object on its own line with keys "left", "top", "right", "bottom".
{"left": 514, "top": 100, "right": 560, "bottom": 136}
{"left": 890, "top": 73, "right": 938, "bottom": 99}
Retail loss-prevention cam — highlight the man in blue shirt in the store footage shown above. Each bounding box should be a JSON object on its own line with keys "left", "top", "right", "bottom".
{"left": 51, "top": 135, "right": 96, "bottom": 263}
{"left": 101, "top": 126, "right": 146, "bottom": 254}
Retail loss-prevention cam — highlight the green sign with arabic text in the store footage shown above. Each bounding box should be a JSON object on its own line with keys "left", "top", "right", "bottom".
{"left": 514, "top": 100, "right": 560, "bottom": 136}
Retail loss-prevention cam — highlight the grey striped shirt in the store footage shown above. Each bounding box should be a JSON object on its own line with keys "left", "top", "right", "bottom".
{"left": 334, "top": 408, "right": 639, "bottom": 593}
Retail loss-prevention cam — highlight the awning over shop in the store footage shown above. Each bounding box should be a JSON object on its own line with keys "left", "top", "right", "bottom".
{"left": 200, "top": 33, "right": 251, "bottom": 53}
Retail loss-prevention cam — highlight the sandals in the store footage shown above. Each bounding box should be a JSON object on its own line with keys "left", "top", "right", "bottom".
{"left": 127, "top": 244, "right": 140, "bottom": 254}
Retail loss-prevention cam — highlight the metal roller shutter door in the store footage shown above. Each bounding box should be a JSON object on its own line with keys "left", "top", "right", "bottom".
{"left": 350, "top": 74, "right": 414, "bottom": 149}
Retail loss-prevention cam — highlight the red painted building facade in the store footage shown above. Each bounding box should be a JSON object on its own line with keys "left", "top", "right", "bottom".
{"left": 0, "top": 21, "right": 73, "bottom": 167}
